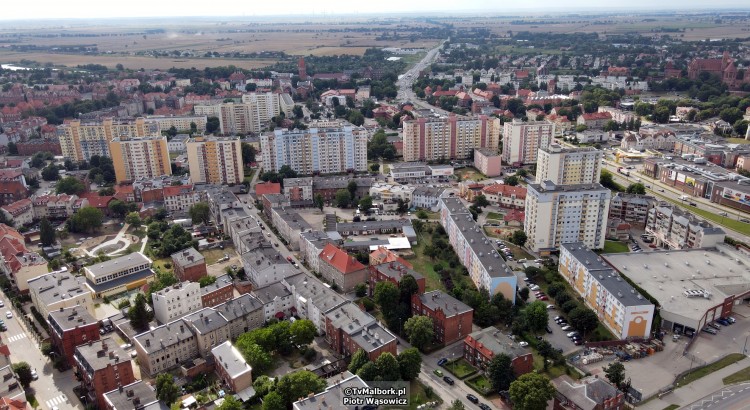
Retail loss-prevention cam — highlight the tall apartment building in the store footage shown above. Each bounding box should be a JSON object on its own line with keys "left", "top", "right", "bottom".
{"left": 524, "top": 181, "right": 611, "bottom": 253}
{"left": 109, "top": 136, "right": 171, "bottom": 183}
{"left": 559, "top": 243, "right": 655, "bottom": 339}
{"left": 58, "top": 118, "right": 159, "bottom": 161}
{"left": 151, "top": 282, "right": 202, "bottom": 325}
{"left": 186, "top": 136, "right": 244, "bottom": 184}
{"left": 194, "top": 92, "right": 292, "bottom": 135}
{"left": 261, "top": 125, "right": 368, "bottom": 175}
{"left": 645, "top": 204, "right": 725, "bottom": 249}
{"left": 535, "top": 144, "right": 602, "bottom": 185}
{"left": 502, "top": 120, "right": 555, "bottom": 165}
{"left": 402, "top": 115, "right": 501, "bottom": 162}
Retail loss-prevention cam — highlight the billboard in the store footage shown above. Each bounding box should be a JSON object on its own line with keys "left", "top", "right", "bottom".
{"left": 685, "top": 176, "right": 696, "bottom": 187}
{"left": 722, "top": 187, "right": 750, "bottom": 204}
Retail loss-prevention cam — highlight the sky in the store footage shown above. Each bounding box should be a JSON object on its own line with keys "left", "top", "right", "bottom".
{"left": 3, "top": 0, "right": 750, "bottom": 20}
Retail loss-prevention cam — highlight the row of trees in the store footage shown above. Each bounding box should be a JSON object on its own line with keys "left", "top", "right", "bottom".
{"left": 349, "top": 348, "right": 422, "bottom": 383}
{"left": 235, "top": 319, "right": 317, "bottom": 374}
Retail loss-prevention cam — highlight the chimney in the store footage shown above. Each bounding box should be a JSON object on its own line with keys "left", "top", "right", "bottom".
{"left": 145, "top": 339, "right": 150, "bottom": 347}
{"left": 119, "top": 385, "right": 124, "bottom": 393}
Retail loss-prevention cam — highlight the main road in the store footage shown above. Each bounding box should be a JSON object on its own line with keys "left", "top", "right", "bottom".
{"left": 396, "top": 41, "right": 454, "bottom": 116}
{"left": 682, "top": 383, "right": 750, "bottom": 410}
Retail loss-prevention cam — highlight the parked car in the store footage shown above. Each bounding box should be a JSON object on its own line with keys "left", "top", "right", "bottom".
{"left": 466, "top": 394, "right": 479, "bottom": 404}
{"left": 567, "top": 331, "right": 580, "bottom": 338}
{"left": 741, "top": 219, "right": 750, "bottom": 223}
{"left": 433, "top": 369, "right": 443, "bottom": 377}
{"left": 443, "top": 376, "right": 455, "bottom": 385}
{"left": 561, "top": 325, "right": 573, "bottom": 331}
{"left": 726, "top": 317, "right": 737, "bottom": 324}
{"left": 538, "top": 295, "right": 549, "bottom": 301}
{"left": 478, "top": 404, "right": 491, "bottom": 410}
{"left": 519, "top": 341, "right": 529, "bottom": 347}
{"left": 5, "top": 311, "right": 11, "bottom": 319}
{"left": 0, "top": 301, "right": 4, "bottom": 308}
{"left": 574, "top": 339, "right": 584, "bottom": 346}
{"left": 554, "top": 316, "right": 564, "bottom": 321}
{"left": 702, "top": 327, "right": 718, "bottom": 335}
{"left": 545, "top": 325, "right": 553, "bottom": 334}
{"left": 547, "top": 304, "right": 555, "bottom": 310}
{"left": 437, "top": 358, "right": 448, "bottom": 366}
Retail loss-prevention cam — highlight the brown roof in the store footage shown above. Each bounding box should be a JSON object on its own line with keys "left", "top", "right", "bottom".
{"left": 319, "top": 243, "right": 366, "bottom": 274}
{"left": 255, "top": 182, "right": 281, "bottom": 196}
{"left": 482, "top": 184, "right": 527, "bottom": 199}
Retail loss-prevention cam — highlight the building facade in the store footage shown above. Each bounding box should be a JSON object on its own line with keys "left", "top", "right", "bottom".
{"left": 412, "top": 291, "right": 474, "bottom": 345}
{"left": 74, "top": 338, "right": 136, "bottom": 410}
{"left": 186, "top": 136, "right": 244, "bottom": 185}
{"left": 402, "top": 115, "right": 501, "bottom": 162}
{"left": 48, "top": 307, "right": 100, "bottom": 367}
{"left": 645, "top": 205, "right": 725, "bottom": 250}
{"left": 463, "top": 327, "right": 534, "bottom": 375}
{"left": 502, "top": 120, "right": 555, "bottom": 165}
{"left": 318, "top": 244, "right": 368, "bottom": 293}
{"left": 474, "top": 148, "right": 502, "bottom": 177}
{"left": 58, "top": 118, "right": 159, "bottom": 162}
{"left": 171, "top": 247, "right": 207, "bottom": 282}
{"left": 535, "top": 144, "right": 602, "bottom": 185}
{"left": 109, "top": 136, "right": 171, "bottom": 183}
{"left": 151, "top": 282, "right": 202, "bottom": 325}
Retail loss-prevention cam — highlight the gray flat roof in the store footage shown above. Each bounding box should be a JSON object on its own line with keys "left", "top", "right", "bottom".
{"left": 561, "top": 243, "right": 652, "bottom": 307}
{"left": 28, "top": 271, "right": 91, "bottom": 307}
{"left": 527, "top": 181, "right": 609, "bottom": 193}
{"left": 272, "top": 208, "right": 312, "bottom": 231}
{"left": 293, "top": 374, "right": 369, "bottom": 410}
{"left": 75, "top": 337, "right": 131, "bottom": 371}
{"left": 412, "top": 186, "right": 445, "bottom": 197}
{"left": 602, "top": 245, "right": 750, "bottom": 321}
{"left": 134, "top": 319, "right": 194, "bottom": 354}
{"left": 554, "top": 376, "right": 620, "bottom": 410}
{"left": 211, "top": 341, "right": 251, "bottom": 379}
{"left": 86, "top": 252, "right": 151, "bottom": 279}
{"left": 349, "top": 321, "right": 396, "bottom": 353}
{"left": 86, "top": 268, "right": 154, "bottom": 294}
{"left": 467, "top": 326, "right": 529, "bottom": 358}
{"left": 283, "top": 177, "right": 313, "bottom": 188}
{"left": 214, "top": 293, "right": 264, "bottom": 322}
{"left": 253, "top": 282, "right": 292, "bottom": 304}
{"left": 326, "top": 302, "right": 374, "bottom": 333}
{"left": 372, "top": 261, "right": 424, "bottom": 282}
{"left": 0, "top": 365, "right": 24, "bottom": 402}
{"left": 313, "top": 176, "right": 373, "bottom": 190}
{"left": 475, "top": 147, "right": 500, "bottom": 156}
{"left": 418, "top": 290, "right": 473, "bottom": 317}
{"left": 104, "top": 380, "right": 165, "bottom": 410}
{"left": 48, "top": 306, "right": 96, "bottom": 332}
{"left": 336, "top": 219, "right": 411, "bottom": 232}
{"left": 283, "top": 273, "right": 348, "bottom": 314}
{"left": 184, "top": 308, "right": 229, "bottom": 334}
{"left": 449, "top": 213, "right": 514, "bottom": 278}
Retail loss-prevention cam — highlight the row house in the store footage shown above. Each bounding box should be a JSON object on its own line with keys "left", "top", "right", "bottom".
{"left": 48, "top": 306, "right": 100, "bottom": 367}
{"left": 282, "top": 273, "right": 348, "bottom": 335}
{"left": 151, "top": 282, "right": 202, "bottom": 325}
{"left": 171, "top": 247, "right": 207, "bottom": 282}
{"left": 577, "top": 112, "right": 612, "bottom": 129}
{"left": 74, "top": 338, "right": 136, "bottom": 410}
{"left": 270, "top": 207, "right": 312, "bottom": 251}
{"left": 252, "top": 281, "right": 295, "bottom": 321}
{"left": 32, "top": 194, "right": 84, "bottom": 219}
{"left": 211, "top": 341, "right": 254, "bottom": 399}
{"left": 645, "top": 205, "right": 725, "bottom": 250}
{"left": 0, "top": 198, "right": 33, "bottom": 227}
{"left": 201, "top": 274, "right": 234, "bottom": 308}
{"left": 0, "top": 181, "right": 28, "bottom": 206}
{"left": 28, "top": 269, "right": 94, "bottom": 319}
{"left": 0, "top": 224, "right": 48, "bottom": 292}
{"left": 411, "top": 290, "right": 474, "bottom": 345}
{"left": 183, "top": 308, "right": 231, "bottom": 358}
{"left": 162, "top": 185, "right": 206, "bottom": 212}
{"left": 318, "top": 244, "right": 368, "bottom": 293}
{"left": 102, "top": 380, "right": 161, "bottom": 410}
{"left": 299, "top": 230, "right": 335, "bottom": 274}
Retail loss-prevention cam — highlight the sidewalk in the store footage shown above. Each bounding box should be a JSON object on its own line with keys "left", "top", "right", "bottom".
{"left": 640, "top": 357, "right": 750, "bottom": 409}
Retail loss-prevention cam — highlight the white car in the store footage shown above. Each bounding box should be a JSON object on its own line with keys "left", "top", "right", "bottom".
{"left": 529, "top": 285, "right": 539, "bottom": 291}
{"left": 518, "top": 341, "right": 529, "bottom": 347}
{"left": 0, "top": 301, "right": 4, "bottom": 308}
{"left": 561, "top": 325, "right": 572, "bottom": 331}
{"left": 547, "top": 304, "right": 555, "bottom": 310}
{"left": 5, "top": 311, "right": 11, "bottom": 319}
{"left": 30, "top": 368, "right": 38, "bottom": 380}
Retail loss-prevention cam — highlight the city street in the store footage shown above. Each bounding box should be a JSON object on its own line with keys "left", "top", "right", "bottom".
{"left": 1, "top": 293, "right": 83, "bottom": 410}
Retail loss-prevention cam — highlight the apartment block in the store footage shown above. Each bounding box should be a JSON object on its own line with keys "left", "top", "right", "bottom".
{"left": 212, "top": 341, "right": 253, "bottom": 397}
{"left": 183, "top": 308, "right": 231, "bottom": 357}
{"left": 134, "top": 320, "right": 198, "bottom": 377}
{"left": 412, "top": 291, "right": 473, "bottom": 345}
{"left": 282, "top": 273, "right": 348, "bottom": 335}
{"left": 282, "top": 177, "right": 314, "bottom": 202}
{"left": 151, "top": 282, "right": 202, "bottom": 325}
{"left": 318, "top": 244, "right": 368, "bottom": 293}
{"left": 148, "top": 115, "right": 207, "bottom": 133}
{"left": 32, "top": 194, "right": 83, "bottom": 219}
{"left": 83, "top": 252, "right": 154, "bottom": 298}
{"left": 474, "top": 148, "right": 502, "bottom": 177}
{"left": 502, "top": 120, "right": 555, "bottom": 165}
{"left": 57, "top": 118, "right": 159, "bottom": 162}
{"left": 463, "top": 327, "right": 533, "bottom": 375}
{"left": 186, "top": 136, "right": 244, "bottom": 185}
{"left": 109, "top": 136, "right": 171, "bottom": 183}
{"left": 270, "top": 207, "right": 312, "bottom": 250}
{"left": 74, "top": 337, "right": 136, "bottom": 410}
{"left": 193, "top": 92, "right": 291, "bottom": 135}
{"left": 47, "top": 306, "right": 100, "bottom": 367}
{"left": 609, "top": 193, "right": 657, "bottom": 227}
{"left": 171, "top": 247, "right": 207, "bottom": 282}
{"left": 0, "top": 198, "right": 33, "bottom": 228}
{"left": 28, "top": 270, "right": 94, "bottom": 319}
{"left": 325, "top": 302, "right": 397, "bottom": 361}
{"left": 0, "top": 224, "right": 49, "bottom": 292}
{"left": 645, "top": 204, "right": 725, "bottom": 250}
{"left": 558, "top": 243, "right": 655, "bottom": 339}
{"left": 260, "top": 125, "right": 368, "bottom": 175}
{"left": 402, "top": 115, "right": 501, "bottom": 162}
{"left": 524, "top": 181, "right": 611, "bottom": 253}
{"left": 103, "top": 380, "right": 161, "bottom": 410}
{"left": 535, "top": 144, "right": 602, "bottom": 185}
{"left": 439, "top": 198, "right": 517, "bottom": 302}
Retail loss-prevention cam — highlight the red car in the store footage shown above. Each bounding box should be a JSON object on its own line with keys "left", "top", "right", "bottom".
{"left": 538, "top": 295, "right": 549, "bottom": 301}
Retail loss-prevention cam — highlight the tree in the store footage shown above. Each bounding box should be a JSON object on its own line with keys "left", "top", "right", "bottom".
{"left": 347, "top": 180, "right": 358, "bottom": 199}
{"left": 511, "top": 230, "right": 527, "bottom": 246}
{"left": 39, "top": 217, "right": 55, "bottom": 247}
{"left": 314, "top": 194, "right": 324, "bottom": 211}
{"left": 546, "top": 283, "right": 566, "bottom": 298}
{"left": 236, "top": 340, "right": 273, "bottom": 374}
{"left": 626, "top": 183, "right": 646, "bottom": 195}
{"left": 519, "top": 287, "right": 530, "bottom": 301}
{"left": 603, "top": 361, "right": 626, "bottom": 389}
{"left": 69, "top": 206, "right": 103, "bottom": 233}
{"left": 504, "top": 175, "right": 519, "bottom": 186}
{"left": 11, "top": 362, "right": 32, "bottom": 388}
{"left": 473, "top": 194, "right": 490, "bottom": 208}
{"left": 370, "top": 163, "right": 380, "bottom": 173}
{"left": 275, "top": 371, "right": 327, "bottom": 407}
{"left": 509, "top": 373, "right": 555, "bottom": 410}
{"left": 241, "top": 142, "right": 257, "bottom": 165}
{"left": 290, "top": 319, "right": 316, "bottom": 346}
{"left": 6, "top": 142, "right": 17, "bottom": 155}
{"left": 156, "top": 224, "right": 196, "bottom": 258}
{"left": 198, "top": 275, "right": 217, "bottom": 287}
{"left": 125, "top": 212, "right": 141, "bottom": 227}
{"left": 569, "top": 307, "right": 599, "bottom": 336}
{"left": 403, "top": 315, "right": 434, "bottom": 351}
{"left": 335, "top": 189, "right": 351, "bottom": 208}
{"left": 448, "top": 400, "right": 466, "bottom": 410}
{"left": 359, "top": 195, "right": 373, "bottom": 211}
{"left": 375, "top": 352, "right": 401, "bottom": 381}
{"left": 348, "top": 349, "right": 369, "bottom": 374}
{"left": 348, "top": 109, "right": 365, "bottom": 126}
{"left": 262, "top": 391, "right": 285, "bottom": 410}
{"left": 41, "top": 164, "right": 60, "bottom": 181}
{"left": 189, "top": 202, "right": 211, "bottom": 224}
{"left": 355, "top": 283, "right": 367, "bottom": 297}
{"left": 128, "top": 293, "right": 151, "bottom": 331}
{"left": 374, "top": 281, "right": 400, "bottom": 314}
{"left": 398, "top": 348, "right": 422, "bottom": 380}
{"left": 537, "top": 340, "right": 555, "bottom": 370}
{"left": 575, "top": 124, "right": 588, "bottom": 133}
{"left": 216, "top": 395, "right": 243, "bottom": 410}
{"left": 55, "top": 176, "right": 85, "bottom": 195}
{"left": 357, "top": 361, "right": 378, "bottom": 381}
{"left": 487, "top": 353, "right": 515, "bottom": 392}
{"left": 108, "top": 200, "right": 129, "bottom": 219}
{"left": 523, "top": 301, "right": 549, "bottom": 332}
{"left": 293, "top": 105, "right": 304, "bottom": 119}
{"left": 155, "top": 373, "right": 180, "bottom": 405}
{"left": 206, "top": 116, "right": 220, "bottom": 134}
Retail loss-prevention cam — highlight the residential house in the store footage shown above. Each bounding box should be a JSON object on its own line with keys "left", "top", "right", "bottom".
{"left": 171, "top": 248, "right": 207, "bottom": 282}
{"left": 0, "top": 199, "right": 33, "bottom": 228}
{"left": 325, "top": 302, "right": 397, "bottom": 361}
{"left": 368, "top": 261, "right": 425, "bottom": 297}
{"left": 211, "top": 341, "right": 253, "bottom": 400}
{"left": 463, "top": 327, "right": 534, "bottom": 375}
{"left": 47, "top": 306, "right": 100, "bottom": 367}
{"left": 151, "top": 282, "right": 202, "bottom": 325}
{"left": 0, "top": 224, "right": 48, "bottom": 292}
{"left": 412, "top": 290, "right": 473, "bottom": 345}
{"left": 481, "top": 184, "right": 527, "bottom": 209}
{"left": 28, "top": 270, "right": 94, "bottom": 319}
{"left": 553, "top": 376, "right": 625, "bottom": 410}
{"left": 318, "top": 244, "right": 368, "bottom": 293}
{"left": 74, "top": 338, "right": 136, "bottom": 410}
{"left": 200, "top": 274, "right": 234, "bottom": 308}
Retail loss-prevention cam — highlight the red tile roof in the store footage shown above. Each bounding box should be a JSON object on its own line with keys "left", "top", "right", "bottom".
{"left": 0, "top": 396, "right": 26, "bottom": 410}
{"left": 504, "top": 210, "right": 525, "bottom": 223}
{"left": 163, "top": 184, "right": 193, "bottom": 197}
{"left": 581, "top": 112, "right": 612, "bottom": 121}
{"left": 369, "top": 246, "right": 413, "bottom": 269}
{"left": 1, "top": 199, "right": 32, "bottom": 216}
{"left": 482, "top": 184, "right": 527, "bottom": 199}
{"left": 0, "top": 170, "right": 23, "bottom": 180}
{"left": 255, "top": 182, "right": 281, "bottom": 196}
{"left": 80, "top": 194, "right": 114, "bottom": 208}
{"left": 319, "top": 243, "right": 366, "bottom": 274}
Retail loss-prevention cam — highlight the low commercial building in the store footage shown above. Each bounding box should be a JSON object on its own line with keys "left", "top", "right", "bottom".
{"left": 74, "top": 337, "right": 136, "bottom": 410}
{"left": 318, "top": 244, "right": 368, "bottom": 293}
{"left": 601, "top": 244, "right": 750, "bottom": 337}
{"left": 412, "top": 290, "right": 473, "bottom": 345}
{"left": 645, "top": 205, "right": 725, "bottom": 250}
{"left": 171, "top": 247, "right": 207, "bottom": 282}
{"left": 325, "top": 302, "right": 397, "bottom": 361}
{"left": 474, "top": 148, "right": 502, "bottom": 177}
{"left": 389, "top": 162, "right": 427, "bottom": 181}
{"left": 335, "top": 219, "right": 412, "bottom": 236}
{"left": 559, "top": 243, "right": 655, "bottom": 339}
{"left": 151, "top": 282, "right": 202, "bottom": 325}
{"left": 103, "top": 380, "right": 166, "bottom": 410}
{"left": 553, "top": 375, "right": 625, "bottom": 410}
{"left": 48, "top": 306, "right": 100, "bottom": 367}
{"left": 201, "top": 274, "right": 234, "bottom": 308}
{"left": 211, "top": 341, "right": 253, "bottom": 399}
{"left": 463, "top": 327, "right": 534, "bottom": 375}
{"left": 369, "top": 183, "right": 414, "bottom": 203}
{"left": 84, "top": 252, "right": 154, "bottom": 298}
{"left": 28, "top": 269, "right": 94, "bottom": 319}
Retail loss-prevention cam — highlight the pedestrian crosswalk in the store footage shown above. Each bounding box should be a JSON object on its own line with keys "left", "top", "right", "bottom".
{"left": 6, "top": 333, "right": 25, "bottom": 343}
{"left": 45, "top": 394, "right": 68, "bottom": 409}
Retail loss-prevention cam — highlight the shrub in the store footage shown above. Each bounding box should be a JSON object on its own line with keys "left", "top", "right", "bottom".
{"left": 562, "top": 300, "right": 578, "bottom": 313}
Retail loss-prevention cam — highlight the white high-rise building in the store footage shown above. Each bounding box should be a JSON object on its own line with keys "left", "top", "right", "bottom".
{"left": 535, "top": 143, "right": 603, "bottom": 185}
{"left": 194, "top": 92, "right": 293, "bottom": 135}
{"left": 261, "top": 125, "right": 368, "bottom": 175}
{"left": 401, "top": 116, "right": 501, "bottom": 162}
{"left": 524, "top": 181, "right": 611, "bottom": 253}
{"left": 502, "top": 120, "right": 555, "bottom": 165}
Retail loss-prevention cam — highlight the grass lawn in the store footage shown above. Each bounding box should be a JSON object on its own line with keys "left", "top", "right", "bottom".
{"left": 676, "top": 353, "right": 746, "bottom": 387}
{"left": 201, "top": 246, "right": 235, "bottom": 265}
{"left": 408, "top": 379, "right": 442, "bottom": 410}
{"left": 383, "top": 163, "right": 391, "bottom": 174}
{"left": 152, "top": 257, "right": 173, "bottom": 273}
{"left": 726, "top": 138, "right": 750, "bottom": 145}
{"left": 723, "top": 364, "right": 750, "bottom": 385}
{"left": 407, "top": 236, "right": 445, "bottom": 292}
{"left": 455, "top": 167, "right": 486, "bottom": 181}
{"left": 465, "top": 374, "right": 493, "bottom": 396}
{"left": 602, "top": 240, "right": 630, "bottom": 253}
{"left": 25, "top": 394, "right": 38, "bottom": 408}
{"left": 444, "top": 358, "right": 478, "bottom": 379}
{"left": 530, "top": 350, "right": 572, "bottom": 379}
{"left": 416, "top": 210, "right": 440, "bottom": 220}
{"left": 486, "top": 211, "right": 504, "bottom": 221}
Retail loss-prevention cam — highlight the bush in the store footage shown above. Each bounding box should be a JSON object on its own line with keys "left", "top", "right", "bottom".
{"left": 547, "top": 283, "right": 566, "bottom": 298}
{"left": 355, "top": 283, "right": 367, "bottom": 297}
{"left": 163, "top": 262, "right": 172, "bottom": 269}
{"left": 303, "top": 348, "right": 317, "bottom": 361}
{"left": 361, "top": 297, "right": 375, "bottom": 311}
{"left": 554, "top": 292, "right": 572, "bottom": 306}
{"left": 561, "top": 300, "right": 578, "bottom": 313}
